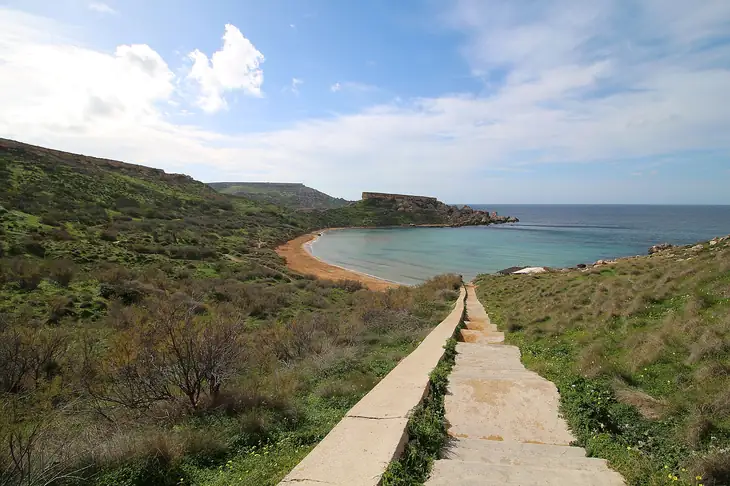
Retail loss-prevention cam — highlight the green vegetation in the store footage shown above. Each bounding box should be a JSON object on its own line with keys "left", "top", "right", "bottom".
{"left": 0, "top": 138, "right": 462, "bottom": 485}
{"left": 208, "top": 182, "right": 350, "bottom": 210}
{"left": 476, "top": 239, "right": 730, "bottom": 486}
{"left": 320, "top": 198, "right": 445, "bottom": 227}
{"left": 381, "top": 307, "right": 465, "bottom": 485}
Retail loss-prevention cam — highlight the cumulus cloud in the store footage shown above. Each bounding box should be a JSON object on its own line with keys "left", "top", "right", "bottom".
{"left": 88, "top": 2, "right": 117, "bottom": 15}
{"left": 0, "top": 3, "right": 729, "bottom": 203}
{"left": 187, "top": 24, "right": 265, "bottom": 113}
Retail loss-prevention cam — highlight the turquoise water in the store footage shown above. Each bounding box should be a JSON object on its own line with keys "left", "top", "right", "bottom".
{"left": 309, "top": 205, "right": 730, "bottom": 285}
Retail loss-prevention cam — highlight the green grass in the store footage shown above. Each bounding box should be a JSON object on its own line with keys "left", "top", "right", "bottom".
{"left": 0, "top": 139, "right": 463, "bottom": 486}
{"left": 381, "top": 299, "right": 465, "bottom": 485}
{"left": 209, "top": 182, "right": 349, "bottom": 210}
{"left": 476, "top": 240, "right": 730, "bottom": 486}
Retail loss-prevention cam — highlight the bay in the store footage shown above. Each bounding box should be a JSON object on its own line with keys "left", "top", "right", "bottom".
{"left": 309, "top": 205, "right": 730, "bottom": 285}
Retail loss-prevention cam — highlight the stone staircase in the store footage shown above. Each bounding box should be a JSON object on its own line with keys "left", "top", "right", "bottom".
{"left": 425, "top": 284, "right": 625, "bottom": 485}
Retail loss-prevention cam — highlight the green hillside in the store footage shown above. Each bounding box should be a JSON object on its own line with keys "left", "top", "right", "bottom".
{"left": 476, "top": 239, "right": 730, "bottom": 486}
{"left": 318, "top": 195, "right": 516, "bottom": 228}
{"left": 209, "top": 182, "right": 350, "bottom": 209}
{"left": 0, "top": 139, "right": 461, "bottom": 486}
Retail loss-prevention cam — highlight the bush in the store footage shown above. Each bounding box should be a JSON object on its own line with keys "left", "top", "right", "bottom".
{"left": 6, "top": 258, "right": 43, "bottom": 291}
{"left": 48, "top": 259, "right": 76, "bottom": 287}
{"left": 100, "top": 229, "right": 118, "bottom": 242}
{"left": 23, "top": 239, "right": 46, "bottom": 258}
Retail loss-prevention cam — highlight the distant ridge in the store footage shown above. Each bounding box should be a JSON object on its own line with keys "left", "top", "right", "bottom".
{"left": 209, "top": 182, "right": 350, "bottom": 209}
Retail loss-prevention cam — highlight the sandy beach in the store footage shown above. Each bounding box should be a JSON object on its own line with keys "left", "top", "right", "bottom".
{"left": 276, "top": 231, "right": 399, "bottom": 291}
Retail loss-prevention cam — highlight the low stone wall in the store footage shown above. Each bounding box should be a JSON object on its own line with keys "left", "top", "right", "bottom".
{"left": 279, "top": 286, "right": 467, "bottom": 486}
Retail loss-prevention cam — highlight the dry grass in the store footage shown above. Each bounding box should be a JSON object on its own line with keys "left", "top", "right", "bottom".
{"left": 477, "top": 237, "right": 730, "bottom": 485}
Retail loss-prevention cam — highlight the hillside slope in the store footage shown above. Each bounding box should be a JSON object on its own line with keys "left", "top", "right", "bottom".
{"left": 209, "top": 182, "right": 350, "bottom": 209}
{"left": 319, "top": 195, "right": 517, "bottom": 228}
{"left": 476, "top": 238, "right": 730, "bottom": 485}
{"left": 0, "top": 139, "right": 461, "bottom": 486}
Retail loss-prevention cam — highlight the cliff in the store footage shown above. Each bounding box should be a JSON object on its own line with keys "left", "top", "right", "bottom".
{"left": 362, "top": 191, "right": 517, "bottom": 227}
{"left": 316, "top": 192, "right": 518, "bottom": 228}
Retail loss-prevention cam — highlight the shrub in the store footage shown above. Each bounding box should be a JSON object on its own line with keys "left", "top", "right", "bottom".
{"left": 48, "top": 258, "right": 76, "bottom": 287}
{"left": 23, "top": 239, "right": 46, "bottom": 258}
{"left": 334, "top": 279, "right": 365, "bottom": 292}
{"left": 47, "top": 296, "right": 75, "bottom": 324}
{"left": 7, "top": 258, "right": 43, "bottom": 291}
{"left": 100, "top": 229, "right": 118, "bottom": 242}
{"left": 91, "top": 300, "right": 248, "bottom": 410}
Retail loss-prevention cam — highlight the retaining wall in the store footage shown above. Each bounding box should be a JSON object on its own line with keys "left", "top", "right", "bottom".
{"left": 279, "top": 286, "right": 467, "bottom": 486}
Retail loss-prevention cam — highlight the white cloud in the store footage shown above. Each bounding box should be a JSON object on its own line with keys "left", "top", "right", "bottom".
{"left": 329, "top": 81, "right": 378, "bottom": 94}
{"left": 0, "top": 3, "right": 729, "bottom": 203}
{"left": 290, "top": 77, "right": 303, "bottom": 95}
{"left": 88, "top": 2, "right": 117, "bottom": 15}
{"left": 187, "top": 24, "right": 264, "bottom": 113}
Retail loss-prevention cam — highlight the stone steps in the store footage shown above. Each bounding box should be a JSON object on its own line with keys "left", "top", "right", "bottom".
{"left": 425, "top": 284, "right": 626, "bottom": 485}
{"left": 426, "top": 460, "right": 626, "bottom": 485}
{"left": 442, "top": 443, "right": 608, "bottom": 470}
{"left": 442, "top": 437, "right": 588, "bottom": 459}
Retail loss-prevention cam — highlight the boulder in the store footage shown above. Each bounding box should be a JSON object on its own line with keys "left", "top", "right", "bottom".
{"left": 513, "top": 267, "right": 547, "bottom": 274}
{"left": 497, "top": 266, "right": 528, "bottom": 275}
{"left": 648, "top": 243, "right": 673, "bottom": 255}
{"left": 691, "top": 244, "right": 704, "bottom": 251}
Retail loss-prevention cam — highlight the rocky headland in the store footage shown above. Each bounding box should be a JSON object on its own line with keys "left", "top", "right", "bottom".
{"left": 361, "top": 192, "right": 518, "bottom": 227}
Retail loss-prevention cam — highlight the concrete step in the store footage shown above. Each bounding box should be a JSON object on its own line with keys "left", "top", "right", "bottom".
{"left": 442, "top": 444, "right": 609, "bottom": 471}
{"left": 449, "top": 368, "right": 545, "bottom": 382}
{"left": 426, "top": 460, "right": 626, "bottom": 486}
{"left": 445, "top": 376, "right": 573, "bottom": 444}
{"left": 442, "top": 437, "right": 587, "bottom": 459}
{"left": 460, "top": 329, "right": 505, "bottom": 344}
{"left": 456, "top": 342, "right": 521, "bottom": 358}
{"left": 453, "top": 353, "right": 527, "bottom": 372}
{"left": 463, "top": 320, "right": 498, "bottom": 332}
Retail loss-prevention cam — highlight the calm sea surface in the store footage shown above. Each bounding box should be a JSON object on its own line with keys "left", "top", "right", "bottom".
{"left": 309, "top": 205, "right": 730, "bottom": 285}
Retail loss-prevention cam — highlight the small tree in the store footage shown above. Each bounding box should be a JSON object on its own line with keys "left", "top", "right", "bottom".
{"left": 94, "top": 299, "right": 247, "bottom": 411}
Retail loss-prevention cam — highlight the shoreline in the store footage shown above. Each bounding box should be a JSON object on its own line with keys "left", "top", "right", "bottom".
{"left": 276, "top": 231, "right": 400, "bottom": 291}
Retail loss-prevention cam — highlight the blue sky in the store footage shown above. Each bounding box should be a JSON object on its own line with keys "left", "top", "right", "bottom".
{"left": 1, "top": 0, "right": 729, "bottom": 203}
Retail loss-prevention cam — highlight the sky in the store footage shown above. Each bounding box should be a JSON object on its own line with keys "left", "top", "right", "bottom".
{"left": 1, "top": 0, "right": 729, "bottom": 204}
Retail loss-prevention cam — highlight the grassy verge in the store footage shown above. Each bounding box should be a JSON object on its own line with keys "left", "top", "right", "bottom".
{"left": 476, "top": 239, "right": 730, "bottom": 486}
{"left": 381, "top": 294, "right": 466, "bottom": 485}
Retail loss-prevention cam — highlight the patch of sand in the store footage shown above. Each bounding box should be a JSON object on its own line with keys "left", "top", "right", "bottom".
{"left": 276, "top": 232, "right": 399, "bottom": 291}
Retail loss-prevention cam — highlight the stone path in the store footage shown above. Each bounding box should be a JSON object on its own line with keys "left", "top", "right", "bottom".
{"left": 425, "top": 284, "right": 625, "bottom": 485}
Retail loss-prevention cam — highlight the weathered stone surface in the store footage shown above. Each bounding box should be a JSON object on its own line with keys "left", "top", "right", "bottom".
{"left": 649, "top": 243, "right": 674, "bottom": 254}
{"left": 280, "top": 416, "right": 410, "bottom": 486}
{"left": 279, "top": 287, "right": 466, "bottom": 486}
{"left": 426, "top": 284, "right": 625, "bottom": 485}
{"left": 513, "top": 266, "right": 547, "bottom": 274}
{"left": 426, "top": 460, "right": 625, "bottom": 486}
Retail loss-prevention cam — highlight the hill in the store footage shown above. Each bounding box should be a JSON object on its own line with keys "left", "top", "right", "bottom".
{"left": 208, "top": 182, "right": 350, "bottom": 209}
{"left": 476, "top": 238, "right": 730, "bottom": 485}
{"left": 0, "top": 139, "right": 461, "bottom": 486}
{"left": 318, "top": 192, "right": 517, "bottom": 228}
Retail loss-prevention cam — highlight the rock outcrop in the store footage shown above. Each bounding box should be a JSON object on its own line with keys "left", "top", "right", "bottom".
{"left": 361, "top": 192, "right": 518, "bottom": 227}
{"left": 648, "top": 243, "right": 674, "bottom": 255}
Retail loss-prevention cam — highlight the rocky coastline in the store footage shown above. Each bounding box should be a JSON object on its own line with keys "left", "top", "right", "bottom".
{"left": 496, "top": 234, "right": 730, "bottom": 275}
{"left": 361, "top": 192, "right": 518, "bottom": 227}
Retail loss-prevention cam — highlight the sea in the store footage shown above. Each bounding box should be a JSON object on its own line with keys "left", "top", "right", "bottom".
{"left": 308, "top": 205, "right": 730, "bottom": 285}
